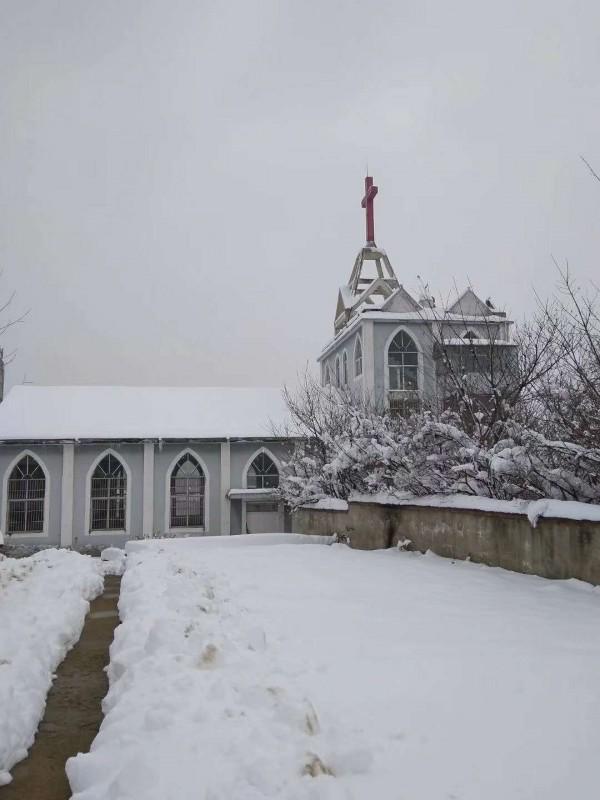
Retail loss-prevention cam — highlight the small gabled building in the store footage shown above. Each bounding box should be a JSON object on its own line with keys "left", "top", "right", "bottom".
{"left": 319, "top": 176, "right": 516, "bottom": 412}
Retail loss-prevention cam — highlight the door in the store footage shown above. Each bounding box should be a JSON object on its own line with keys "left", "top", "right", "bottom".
{"left": 245, "top": 501, "right": 281, "bottom": 534}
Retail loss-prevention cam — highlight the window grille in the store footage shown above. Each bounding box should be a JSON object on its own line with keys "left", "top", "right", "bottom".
{"left": 388, "top": 331, "right": 419, "bottom": 391}
{"left": 170, "top": 453, "right": 205, "bottom": 528}
{"left": 389, "top": 392, "right": 420, "bottom": 417}
{"left": 247, "top": 452, "right": 279, "bottom": 489}
{"left": 354, "top": 337, "right": 363, "bottom": 377}
{"left": 7, "top": 455, "right": 45, "bottom": 533}
{"left": 90, "top": 454, "right": 127, "bottom": 531}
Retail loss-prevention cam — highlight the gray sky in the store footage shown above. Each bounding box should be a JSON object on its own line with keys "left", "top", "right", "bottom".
{"left": 1, "top": 0, "right": 600, "bottom": 392}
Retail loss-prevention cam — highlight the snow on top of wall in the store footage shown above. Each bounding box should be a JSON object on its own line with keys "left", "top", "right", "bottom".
{"left": 0, "top": 385, "right": 292, "bottom": 441}
{"left": 347, "top": 493, "right": 600, "bottom": 525}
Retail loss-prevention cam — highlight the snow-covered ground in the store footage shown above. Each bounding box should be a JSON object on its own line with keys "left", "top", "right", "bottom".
{"left": 0, "top": 549, "right": 103, "bottom": 785}
{"left": 68, "top": 536, "right": 600, "bottom": 799}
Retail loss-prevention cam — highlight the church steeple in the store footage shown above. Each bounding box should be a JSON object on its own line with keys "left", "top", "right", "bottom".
{"left": 334, "top": 175, "right": 401, "bottom": 332}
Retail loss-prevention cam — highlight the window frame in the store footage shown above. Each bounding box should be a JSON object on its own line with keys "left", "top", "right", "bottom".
{"left": 169, "top": 452, "right": 206, "bottom": 530}
{"left": 246, "top": 451, "right": 280, "bottom": 490}
{"left": 354, "top": 336, "right": 363, "bottom": 378}
{"left": 385, "top": 327, "right": 422, "bottom": 401}
{"left": 164, "top": 448, "right": 210, "bottom": 534}
{"left": 85, "top": 449, "right": 131, "bottom": 535}
{"left": 3, "top": 451, "right": 50, "bottom": 537}
{"left": 85, "top": 448, "right": 133, "bottom": 536}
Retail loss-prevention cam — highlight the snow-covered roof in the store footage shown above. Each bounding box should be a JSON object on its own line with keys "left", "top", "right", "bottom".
{"left": 0, "top": 386, "right": 292, "bottom": 441}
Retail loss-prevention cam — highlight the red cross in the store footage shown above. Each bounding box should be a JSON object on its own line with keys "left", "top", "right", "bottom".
{"left": 361, "top": 175, "right": 378, "bottom": 245}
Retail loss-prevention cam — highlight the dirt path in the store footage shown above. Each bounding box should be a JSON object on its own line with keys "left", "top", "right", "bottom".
{"left": 1, "top": 575, "right": 121, "bottom": 800}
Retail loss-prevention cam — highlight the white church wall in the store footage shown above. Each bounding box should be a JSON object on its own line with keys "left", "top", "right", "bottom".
{"left": 72, "top": 442, "right": 145, "bottom": 549}
{"left": 321, "top": 328, "right": 364, "bottom": 390}
{"left": 0, "top": 443, "right": 63, "bottom": 547}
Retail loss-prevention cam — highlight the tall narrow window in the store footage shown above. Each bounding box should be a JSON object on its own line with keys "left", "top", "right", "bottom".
{"left": 354, "top": 337, "right": 363, "bottom": 377}
{"left": 342, "top": 351, "right": 348, "bottom": 385}
{"left": 90, "top": 454, "right": 127, "bottom": 531}
{"left": 170, "top": 453, "right": 205, "bottom": 528}
{"left": 7, "top": 455, "right": 46, "bottom": 533}
{"left": 388, "top": 331, "right": 419, "bottom": 391}
{"left": 247, "top": 452, "right": 279, "bottom": 489}
{"left": 335, "top": 357, "right": 341, "bottom": 387}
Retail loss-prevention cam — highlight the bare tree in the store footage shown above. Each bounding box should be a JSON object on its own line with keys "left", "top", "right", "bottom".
{"left": 532, "top": 265, "right": 600, "bottom": 447}
{"left": 415, "top": 289, "right": 560, "bottom": 446}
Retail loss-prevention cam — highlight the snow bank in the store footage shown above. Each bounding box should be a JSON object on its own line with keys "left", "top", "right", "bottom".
{"left": 125, "top": 532, "right": 334, "bottom": 554}
{"left": 68, "top": 541, "right": 600, "bottom": 799}
{"left": 347, "top": 492, "right": 600, "bottom": 525}
{"left": 99, "top": 547, "right": 126, "bottom": 576}
{"left": 0, "top": 549, "right": 103, "bottom": 784}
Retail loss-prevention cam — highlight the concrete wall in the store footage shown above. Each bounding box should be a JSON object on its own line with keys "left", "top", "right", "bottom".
{"left": 293, "top": 501, "right": 600, "bottom": 585}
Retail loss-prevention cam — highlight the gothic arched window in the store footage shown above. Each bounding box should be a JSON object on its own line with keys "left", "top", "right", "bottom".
{"left": 354, "top": 337, "right": 363, "bottom": 377}
{"left": 170, "top": 453, "right": 205, "bottom": 528}
{"left": 388, "top": 331, "right": 419, "bottom": 391}
{"left": 7, "top": 454, "right": 46, "bottom": 533}
{"left": 247, "top": 452, "right": 279, "bottom": 489}
{"left": 90, "top": 453, "right": 127, "bottom": 531}
{"left": 342, "top": 351, "right": 348, "bottom": 385}
{"left": 335, "top": 357, "right": 341, "bottom": 387}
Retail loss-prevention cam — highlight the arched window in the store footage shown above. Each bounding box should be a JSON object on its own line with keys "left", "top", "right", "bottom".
{"left": 342, "top": 351, "right": 348, "bottom": 385}
{"left": 90, "top": 453, "right": 127, "bottom": 531}
{"left": 7, "top": 454, "right": 46, "bottom": 533}
{"left": 463, "top": 330, "right": 477, "bottom": 342}
{"left": 335, "top": 357, "right": 341, "bottom": 387}
{"left": 170, "top": 453, "right": 205, "bottom": 528}
{"left": 354, "top": 337, "right": 363, "bottom": 377}
{"left": 388, "top": 330, "right": 419, "bottom": 391}
{"left": 247, "top": 452, "right": 279, "bottom": 489}
{"left": 324, "top": 364, "right": 331, "bottom": 385}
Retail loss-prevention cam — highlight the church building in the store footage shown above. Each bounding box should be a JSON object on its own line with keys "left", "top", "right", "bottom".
{"left": 319, "top": 177, "right": 515, "bottom": 412}
{"left": 0, "top": 387, "right": 294, "bottom": 549}
{"left": 0, "top": 176, "right": 514, "bottom": 549}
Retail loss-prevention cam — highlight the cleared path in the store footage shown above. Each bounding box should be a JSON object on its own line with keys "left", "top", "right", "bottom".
{"left": 1, "top": 575, "right": 121, "bottom": 800}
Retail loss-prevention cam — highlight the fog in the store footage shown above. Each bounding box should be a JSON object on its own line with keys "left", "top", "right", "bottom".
{"left": 1, "top": 0, "right": 599, "bottom": 392}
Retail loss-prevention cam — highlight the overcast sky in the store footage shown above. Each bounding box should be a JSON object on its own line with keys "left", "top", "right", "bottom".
{"left": 1, "top": 0, "right": 600, "bottom": 392}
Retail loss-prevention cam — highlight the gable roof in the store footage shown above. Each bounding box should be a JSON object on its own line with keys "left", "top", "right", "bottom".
{"left": 381, "top": 286, "right": 421, "bottom": 313}
{"left": 0, "top": 386, "right": 292, "bottom": 442}
{"left": 447, "top": 288, "right": 493, "bottom": 317}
